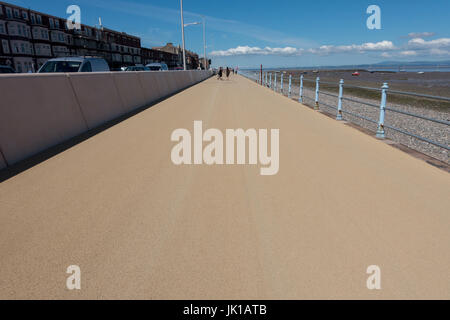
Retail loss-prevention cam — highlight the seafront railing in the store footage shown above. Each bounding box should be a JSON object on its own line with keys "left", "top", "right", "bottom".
{"left": 240, "top": 70, "right": 449, "bottom": 161}
{"left": 242, "top": 71, "right": 450, "bottom": 151}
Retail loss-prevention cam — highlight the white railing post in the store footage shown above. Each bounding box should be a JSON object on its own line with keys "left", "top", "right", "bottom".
{"left": 336, "top": 79, "right": 344, "bottom": 120}
{"left": 376, "top": 83, "right": 389, "bottom": 139}
{"left": 288, "top": 74, "right": 292, "bottom": 98}
{"left": 274, "top": 73, "right": 277, "bottom": 92}
{"left": 280, "top": 73, "right": 284, "bottom": 94}
{"left": 269, "top": 73, "right": 272, "bottom": 89}
{"left": 299, "top": 75, "right": 304, "bottom": 103}
{"left": 315, "top": 77, "right": 320, "bottom": 110}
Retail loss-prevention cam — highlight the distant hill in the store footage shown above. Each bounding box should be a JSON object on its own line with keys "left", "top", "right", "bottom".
{"left": 373, "top": 60, "right": 450, "bottom": 66}
{"left": 245, "top": 60, "right": 450, "bottom": 71}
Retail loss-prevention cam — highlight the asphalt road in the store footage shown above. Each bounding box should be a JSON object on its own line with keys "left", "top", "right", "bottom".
{"left": 0, "top": 75, "right": 449, "bottom": 299}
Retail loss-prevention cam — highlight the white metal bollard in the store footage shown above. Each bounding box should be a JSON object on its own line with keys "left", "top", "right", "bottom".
{"left": 274, "top": 73, "right": 277, "bottom": 92}
{"left": 337, "top": 79, "right": 344, "bottom": 120}
{"left": 288, "top": 75, "right": 292, "bottom": 98}
{"left": 314, "top": 77, "right": 320, "bottom": 110}
{"left": 376, "top": 83, "right": 389, "bottom": 139}
{"left": 299, "top": 75, "right": 304, "bottom": 103}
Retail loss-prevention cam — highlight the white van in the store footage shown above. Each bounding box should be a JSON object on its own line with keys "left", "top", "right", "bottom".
{"left": 38, "top": 57, "right": 110, "bottom": 73}
{"left": 145, "top": 63, "right": 169, "bottom": 71}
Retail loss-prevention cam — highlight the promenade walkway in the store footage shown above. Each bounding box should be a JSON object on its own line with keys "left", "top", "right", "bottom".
{"left": 0, "top": 75, "right": 449, "bottom": 299}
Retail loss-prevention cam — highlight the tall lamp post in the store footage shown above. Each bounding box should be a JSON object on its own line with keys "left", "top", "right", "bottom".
{"left": 180, "top": 0, "right": 187, "bottom": 70}
{"left": 202, "top": 17, "right": 208, "bottom": 70}
{"left": 203, "top": 16, "right": 207, "bottom": 70}
{"left": 183, "top": 19, "right": 207, "bottom": 70}
{"left": 181, "top": 1, "right": 208, "bottom": 70}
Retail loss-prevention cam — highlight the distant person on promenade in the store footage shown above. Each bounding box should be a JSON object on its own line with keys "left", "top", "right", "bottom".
{"left": 226, "top": 67, "right": 230, "bottom": 79}
{"left": 217, "top": 67, "right": 223, "bottom": 80}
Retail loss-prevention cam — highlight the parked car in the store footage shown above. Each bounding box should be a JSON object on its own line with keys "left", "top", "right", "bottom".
{"left": 145, "top": 63, "right": 169, "bottom": 71}
{"left": 38, "top": 57, "right": 110, "bottom": 73}
{"left": 0, "top": 65, "right": 15, "bottom": 73}
{"left": 352, "top": 71, "right": 360, "bottom": 76}
{"left": 124, "top": 66, "right": 149, "bottom": 72}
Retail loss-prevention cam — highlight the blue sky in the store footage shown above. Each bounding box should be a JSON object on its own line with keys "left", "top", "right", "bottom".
{"left": 6, "top": 0, "right": 450, "bottom": 68}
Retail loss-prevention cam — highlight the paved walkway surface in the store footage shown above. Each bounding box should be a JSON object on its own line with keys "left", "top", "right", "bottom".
{"left": 1, "top": 75, "right": 449, "bottom": 299}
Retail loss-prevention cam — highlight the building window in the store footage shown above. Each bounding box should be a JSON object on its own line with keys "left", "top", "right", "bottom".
{"left": 30, "top": 14, "right": 35, "bottom": 24}
{"left": 15, "top": 24, "right": 21, "bottom": 36}
{"left": 49, "top": 18, "right": 54, "bottom": 28}
{"left": 0, "top": 23, "right": 4, "bottom": 34}
{"left": 14, "top": 9, "right": 20, "bottom": 18}
{"left": 37, "top": 15, "right": 42, "bottom": 24}
{"left": 22, "top": 11, "right": 28, "bottom": 19}
{"left": 55, "top": 19, "right": 59, "bottom": 28}
{"left": 6, "top": 7, "right": 12, "bottom": 19}
{"left": 2, "top": 40, "right": 9, "bottom": 53}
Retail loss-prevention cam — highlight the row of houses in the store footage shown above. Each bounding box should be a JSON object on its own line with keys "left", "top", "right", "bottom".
{"left": 0, "top": 1, "right": 205, "bottom": 72}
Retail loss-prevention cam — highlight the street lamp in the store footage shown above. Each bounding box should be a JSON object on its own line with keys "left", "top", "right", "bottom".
{"left": 203, "top": 17, "right": 207, "bottom": 70}
{"left": 180, "top": 1, "right": 208, "bottom": 70}
{"left": 184, "top": 22, "right": 201, "bottom": 27}
{"left": 180, "top": 0, "right": 186, "bottom": 70}
{"left": 183, "top": 19, "right": 207, "bottom": 70}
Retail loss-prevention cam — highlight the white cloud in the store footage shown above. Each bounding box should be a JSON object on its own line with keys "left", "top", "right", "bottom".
{"left": 429, "top": 48, "right": 450, "bottom": 56}
{"left": 408, "top": 32, "right": 435, "bottom": 38}
{"left": 380, "top": 47, "right": 450, "bottom": 58}
{"left": 210, "top": 46, "right": 302, "bottom": 56}
{"left": 399, "top": 50, "right": 418, "bottom": 56}
{"left": 318, "top": 40, "right": 396, "bottom": 54}
{"left": 360, "top": 41, "right": 396, "bottom": 51}
{"left": 407, "top": 38, "right": 450, "bottom": 49}
{"left": 210, "top": 37, "right": 450, "bottom": 60}
{"left": 211, "top": 41, "right": 395, "bottom": 57}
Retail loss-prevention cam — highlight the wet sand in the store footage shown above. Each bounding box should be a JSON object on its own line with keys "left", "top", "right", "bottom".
{"left": 286, "top": 70, "right": 450, "bottom": 99}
